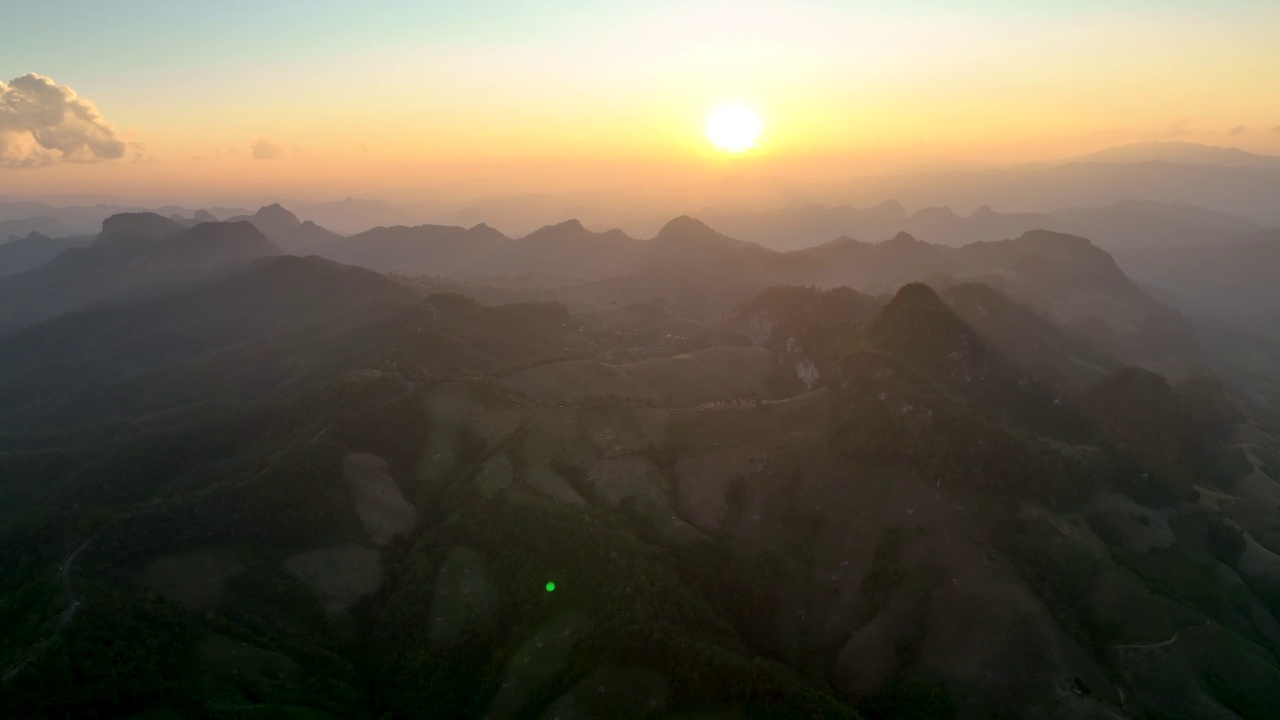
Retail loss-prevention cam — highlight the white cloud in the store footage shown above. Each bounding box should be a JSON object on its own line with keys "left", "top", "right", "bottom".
{"left": 0, "top": 73, "right": 125, "bottom": 168}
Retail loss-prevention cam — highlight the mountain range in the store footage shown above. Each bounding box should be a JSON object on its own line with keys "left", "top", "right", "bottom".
{"left": 5, "top": 142, "right": 1280, "bottom": 241}
{"left": 0, "top": 213, "right": 279, "bottom": 334}
{"left": 1, "top": 207, "right": 1204, "bottom": 373}
{"left": 4, "top": 179, "right": 1280, "bottom": 717}
{"left": 696, "top": 199, "right": 1265, "bottom": 251}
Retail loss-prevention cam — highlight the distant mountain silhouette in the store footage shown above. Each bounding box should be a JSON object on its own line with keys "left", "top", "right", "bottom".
{"left": 960, "top": 229, "right": 1134, "bottom": 294}
{"left": 0, "top": 254, "right": 601, "bottom": 428}
{"left": 151, "top": 221, "right": 280, "bottom": 267}
{"left": 228, "top": 203, "right": 300, "bottom": 235}
{"left": 641, "top": 215, "right": 769, "bottom": 263}
{"left": 302, "top": 209, "right": 1198, "bottom": 369}
{"left": 1117, "top": 229, "right": 1280, "bottom": 334}
{"left": 293, "top": 197, "right": 420, "bottom": 234}
{"left": 695, "top": 202, "right": 911, "bottom": 251}
{"left": 0, "top": 255, "right": 421, "bottom": 427}
{"left": 1076, "top": 141, "right": 1280, "bottom": 168}
{"left": 93, "top": 212, "right": 187, "bottom": 253}
{"left": 332, "top": 215, "right": 785, "bottom": 281}
{"left": 695, "top": 198, "right": 1265, "bottom": 251}
{"left": 1052, "top": 199, "right": 1261, "bottom": 247}
{"left": 651, "top": 215, "right": 751, "bottom": 247}
{"left": 0, "top": 213, "right": 280, "bottom": 334}
{"left": 638, "top": 215, "right": 824, "bottom": 286}
{"left": 856, "top": 157, "right": 1280, "bottom": 226}
{"left": 0, "top": 199, "right": 1209, "bottom": 377}
{"left": 920, "top": 204, "right": 1060, "bottom": 244}
{"left": 951, "top": 231, "right": 1197, "bottom": 365}
{"left": 0, "top": 201, "right": 250, "bottom": 236}
{"left": 0, "top": 215, "right": 68, "bottom": 241}
{"left": 338, "top": 222, "right": 512, "bottom": 275}
{"left": 793, "top": 228, "right": 1198, "bottom": 364}
{"left": 0, "top": 232, "right": 91, "bottom": 276}
{"left": 474, "top": 218, "right": 638, "bottom": 278}
{"left": 227, "top": 204, "right": 344, "bottom": 254}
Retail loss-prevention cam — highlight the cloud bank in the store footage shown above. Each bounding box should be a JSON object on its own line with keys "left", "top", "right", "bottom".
{"left": 252, "top": 139, "right": 283, "bottom": 160}
{"left": 0, "top": 73, "right": 126, "bottom": 168}
{"left": 1158, "top": 119, "right": 1192, "bottom": 138}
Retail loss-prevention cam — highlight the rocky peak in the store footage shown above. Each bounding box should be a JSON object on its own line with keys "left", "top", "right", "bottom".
{"left": 911, "top": 206, "right": 958, "bottom": 222}
{"left": 93, "top": 212, "right": 185, "bottom": 253}
{"left": 654, "top": 215, "right": 727, "bottom": 244}
{"left": 151, "top": 221, "right": 281, "bottom": 266}
{"left": 253, "top": 203, "right": 301, "bottom": 227}
{"left": 881, "top": 231, "right": 925, "bottom": 247}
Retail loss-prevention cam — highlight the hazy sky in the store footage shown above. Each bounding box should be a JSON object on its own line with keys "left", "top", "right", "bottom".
{"left": 2, "top": 0, "right": 1279, "bottom": 202}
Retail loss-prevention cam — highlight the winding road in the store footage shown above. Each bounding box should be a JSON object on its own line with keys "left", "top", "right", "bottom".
{"left": 55, "top": 538, "right": 92, "bottom": 630}
{"left": 1109, "top": 620, "right": 1212, "bottom": 652}
{"left": 1, "top": 537, "right": 93, "bottom": 682}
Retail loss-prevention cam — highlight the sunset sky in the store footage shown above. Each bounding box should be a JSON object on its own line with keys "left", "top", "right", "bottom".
{"left": 3, "top": 0, "right": 1280, "bottom": 203}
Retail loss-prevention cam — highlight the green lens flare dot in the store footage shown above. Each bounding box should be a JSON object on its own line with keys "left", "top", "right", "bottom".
{"left": 545, "top": 581, "right": 556, "bottom": 592}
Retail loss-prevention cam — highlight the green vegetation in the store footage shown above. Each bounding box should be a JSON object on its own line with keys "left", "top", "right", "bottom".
{"left": 1077, "top": 368, "right": 1242, "bottom": 503}
{"left": 859, "top": 679, "right": 958, "bottom": 720}
{"left": 1207, "top": 518, "right": 1247, "bottom": 567}
{"left": 831, "top": 350, "right": 1095, "bottom": 508}
{"left": 5, "top": 266, "right": 1280, "bottom": 718}
{"left": 368, "top": 493, "right": 854, "bottom": 718}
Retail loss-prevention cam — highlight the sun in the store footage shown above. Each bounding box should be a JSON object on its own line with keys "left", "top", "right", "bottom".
{"left": 706, "top": 104, "right": 762, "bottom": 153}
